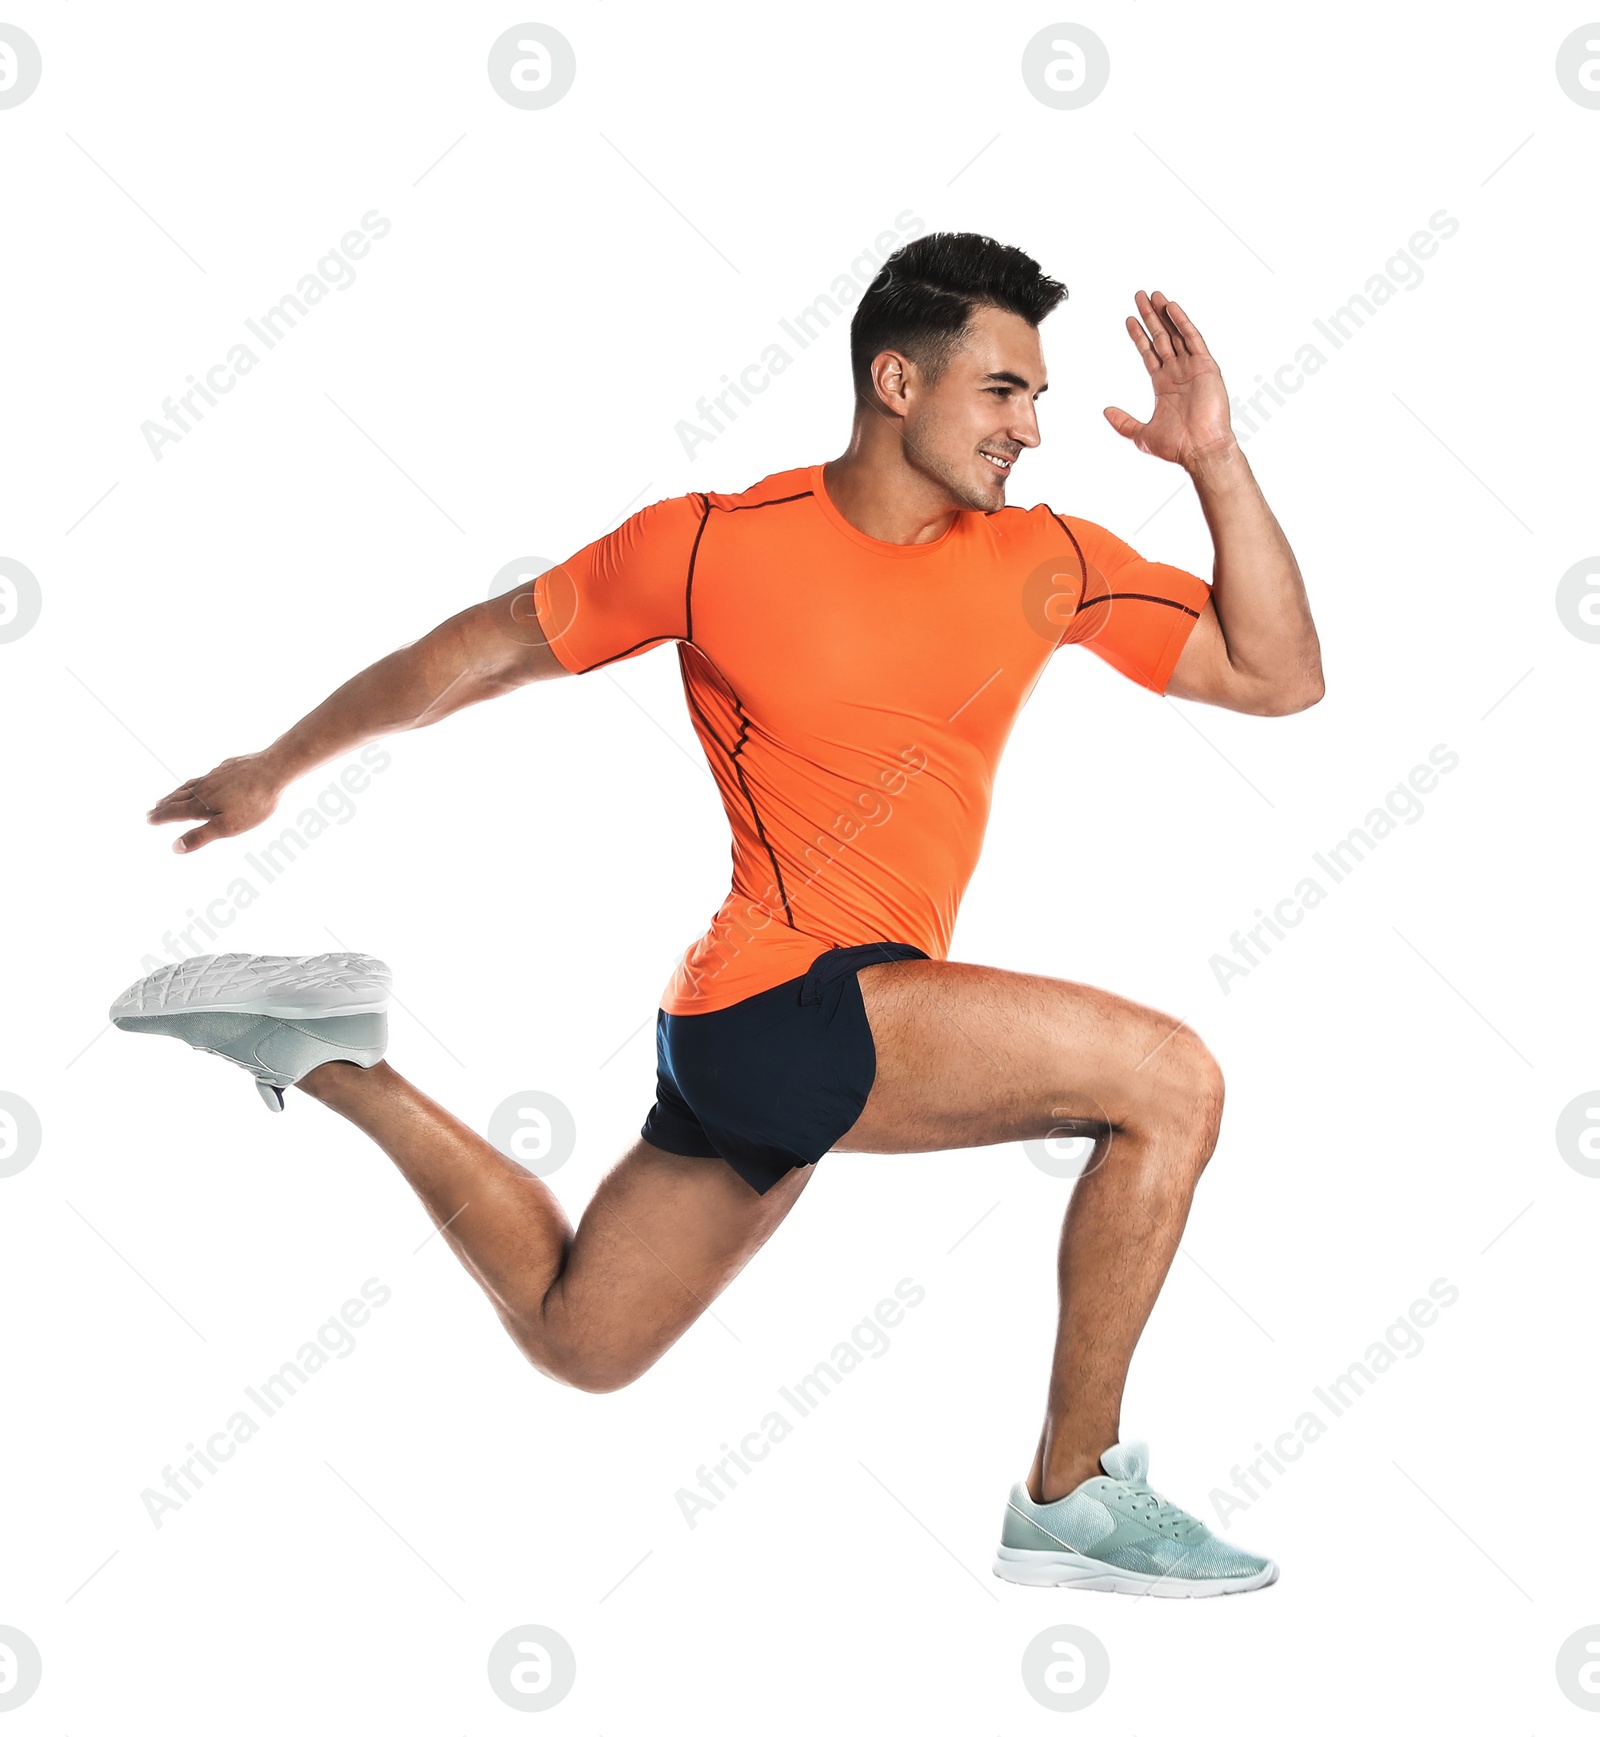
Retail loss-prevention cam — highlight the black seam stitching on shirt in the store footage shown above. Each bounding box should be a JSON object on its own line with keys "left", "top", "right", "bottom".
{"left": 677, "top": 645, "right": 797, "bottom": 931}
{"left": 572, "top": 635, "right": 675, "bottom": 674}
{"left": 1046, "top": 515, "right": 1200, "bottom": 627}
{"left": 684, "top": 493, "right": 711, "bottom": 641}
{"left": 1074, "top": 593, "right": 1200, "bottom": 618}
{"left": 1048, "top": 512, "right": 1091, "bottom": 646}
{"left": 711, "top": 490, "right": 814, "bottom": 513}
{"left": 679, "top": 490, "right": 798, "bottom": 926}
{"left": 726, "top": 712, "right": 795, "bottom": 928}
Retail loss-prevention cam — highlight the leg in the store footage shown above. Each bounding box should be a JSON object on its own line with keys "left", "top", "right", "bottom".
{"left": 835, "top": 960, "right": 1225, "bottom": 1501}
{"left": 297, "top": 1060, "right": 813, "bottom": 1392}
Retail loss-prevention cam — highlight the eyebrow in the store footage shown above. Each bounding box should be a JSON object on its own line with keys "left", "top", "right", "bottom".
{"left": 981, "top": 371, "right": 1048, "bottom": 392}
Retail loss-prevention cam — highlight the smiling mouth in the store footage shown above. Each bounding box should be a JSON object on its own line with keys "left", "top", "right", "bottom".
{"left": 980, "top": 450, "right": 1015, "bottom": 475}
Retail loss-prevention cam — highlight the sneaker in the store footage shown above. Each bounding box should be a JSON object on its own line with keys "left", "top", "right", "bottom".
{"left": 993, "top": 1440, "right": 1278, "bottom": 1597}
{"left": 110, "top": 952, "right": 391, "bottom": 1111}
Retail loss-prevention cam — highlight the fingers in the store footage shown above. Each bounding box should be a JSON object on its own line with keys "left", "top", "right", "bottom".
{"left": 1131, "top": 289, "right": 1202, "bottom": 362}
{"left": 1155, "top": 292, "right": 1210, "bottom": 359}
{"left": 1124, "top": 314, "right": 1160, "bottom": 376}
{"left": 1103, "top": 405, "right": 1144, "bottom": 442}
{"left": 149, "top": 794, "right": 216, "bottom": 825}
{"left": 147, "top": 778, "right": 198, "bottom": 817}
{"left": 174, "top": 819, "right": 227, "bottom": 855}
{"left": 1133, "top": 290, "right": 1177, "bottom": 360}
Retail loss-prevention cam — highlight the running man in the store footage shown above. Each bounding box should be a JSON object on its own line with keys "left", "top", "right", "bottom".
{"left": 115, "top": 234, "right": 1322, "bottom": 1596}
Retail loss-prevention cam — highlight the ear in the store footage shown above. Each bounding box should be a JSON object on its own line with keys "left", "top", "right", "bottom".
{"left": 869, "top": 348, "right": 915, "bottom": 416}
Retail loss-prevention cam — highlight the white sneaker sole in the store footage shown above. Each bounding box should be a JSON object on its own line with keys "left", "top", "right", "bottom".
{"left": 993, "top": 1544, "right": 1279, "bottom": 1597}
{"left": 110, "top": 952, "right": 392, "bottom": 1023}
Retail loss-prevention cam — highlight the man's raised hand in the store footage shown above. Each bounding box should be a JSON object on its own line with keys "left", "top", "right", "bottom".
{"left": 1103, "top": 290, "right": 1237, "bottom": 471}
{"left": 147, "top": 752, "right": 283, "bottom": 854}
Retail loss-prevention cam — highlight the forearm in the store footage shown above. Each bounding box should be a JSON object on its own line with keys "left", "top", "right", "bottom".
{"left": 264, "top": 603, "right": 527, "bottom": 785}
{"left": 1187, "top": 443, "right": 1323, "bottom": 705}
{"left": 150, "top": 592, "right": 563, "bottom": 853}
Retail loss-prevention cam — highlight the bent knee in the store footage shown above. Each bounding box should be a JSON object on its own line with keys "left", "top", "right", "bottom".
{"left": 560, "top": 1362, "right": 642, "bottom": 1396}
{"left": 1167, "top": 1027, "right": 1225, "bottom": 1151}
{"left": 514, "top": 1287, "right": 657, "bottom": 1394}
{"left": 1130, "top": 1022, "right": 1224, "bottom": 1132}
{"left": 531, "top": 1333, "right": 651, "bottom": 1395}
{"left": 1179, "top": 1028, "right": 1225, "bottom": 1109}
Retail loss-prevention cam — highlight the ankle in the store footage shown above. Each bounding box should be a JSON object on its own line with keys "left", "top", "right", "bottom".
{"left": 296, "top": 1058, "right": 388, "bottom": 1102}
{"left": 1030, "top": 1447, "right": 1111, "bottom": 1505}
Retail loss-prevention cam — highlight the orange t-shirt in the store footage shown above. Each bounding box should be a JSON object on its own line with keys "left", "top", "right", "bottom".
{"left": 533, "top": 464, "right": 1211, "bottom": 1015}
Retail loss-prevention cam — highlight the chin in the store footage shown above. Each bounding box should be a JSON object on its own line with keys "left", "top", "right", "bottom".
{"left": 941, "top": 468, "right": 1000, "bottom": 512}
{"left": 913, "top": 446, "right": 1004, "bottom": 513}
{"left": 970, "top": 472, "right": 1007, "bottom": 510}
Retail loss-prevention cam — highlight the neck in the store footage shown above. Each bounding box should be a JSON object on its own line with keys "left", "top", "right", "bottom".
{"left": 822, "top": 420, "right": 963, "bottom": 545}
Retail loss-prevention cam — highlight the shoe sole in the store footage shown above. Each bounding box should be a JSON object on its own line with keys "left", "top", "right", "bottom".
{"left": 110, "top": 952, "right": 392, "bottom": 1024}
{"left": 992, "top": 1545, "right": 1279, "bottom": 1597}
{"left": 113, "top": 997, "right": 391, "bottom": 1022}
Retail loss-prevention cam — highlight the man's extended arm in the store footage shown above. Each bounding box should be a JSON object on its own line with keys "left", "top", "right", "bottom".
{"left": 148, "top": 589, "right": 566, "bottom": 854}
{"left": 1103, "top": 289, "right": 1323, "bottom": 716}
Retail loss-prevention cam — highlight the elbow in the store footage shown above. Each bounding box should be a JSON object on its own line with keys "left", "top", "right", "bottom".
{"left": 1264, "top": 638, "right": 1325, "bottom": 715}
{"left": 1269, "top": 674, "right": 1324, "bottom": 715}
{"left": 1247, "top": 663, "right": 1324, "bottom": 716}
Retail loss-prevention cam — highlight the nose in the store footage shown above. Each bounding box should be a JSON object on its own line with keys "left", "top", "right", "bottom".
{"left": 1010, "top": 400, "right": 1043, "bottom": 450}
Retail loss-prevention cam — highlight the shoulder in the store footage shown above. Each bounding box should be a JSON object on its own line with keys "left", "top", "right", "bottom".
{"left": 701, "top": 465, "right": 817, "bottom": 516}
{"left": 980, "top": 500, "right": 1088, "bottom": 563}
{"left": 595, "top": 491, "right": 709, "bottom": 559}
{"left": 603, "top": 469, "right": 814, "bottom": 566}
{"left": 989, "top": 502, "right": 1145, "bottom": 572}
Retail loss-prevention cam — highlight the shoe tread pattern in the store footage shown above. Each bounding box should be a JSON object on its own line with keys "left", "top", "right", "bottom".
{"left": 111, "top": 951, "right": 391, "bottom": 1017}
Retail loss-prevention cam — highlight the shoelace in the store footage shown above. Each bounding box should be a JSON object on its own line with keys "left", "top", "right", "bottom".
{"left": 1112, "top": 1479, "right": 1207, "bottom": 1541}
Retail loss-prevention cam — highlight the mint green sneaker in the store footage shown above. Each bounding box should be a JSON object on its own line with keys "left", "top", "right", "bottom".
{"left": 994, "top": 1440, "right": 1278, "bottom": 1597}
{"left": 110, "top": 952, "right": 390, "bottom": 1111}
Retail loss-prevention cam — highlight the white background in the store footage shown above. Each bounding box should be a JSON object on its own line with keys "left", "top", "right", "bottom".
{"left": 2, "top": 2, "right": 1596, "bottom": 1729}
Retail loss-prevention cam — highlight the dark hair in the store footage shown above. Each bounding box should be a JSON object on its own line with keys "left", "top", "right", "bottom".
{"left": 849, "top": 232, "right": 1067, "bottom": 403}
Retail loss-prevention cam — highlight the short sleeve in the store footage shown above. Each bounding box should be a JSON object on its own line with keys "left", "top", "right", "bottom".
{"left": 1054, "top": 514, "right": 1212, "bottom": 695}
{"left": 532, "top": 493, "right": 707, "bottom": 674}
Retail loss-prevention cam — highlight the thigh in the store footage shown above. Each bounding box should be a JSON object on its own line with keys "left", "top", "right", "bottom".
{"left": 833, "top": 959, "right": 1204, "bottom": 1154}
{"left": 539, "top": 1137, "right": 813, "bottom": 1387}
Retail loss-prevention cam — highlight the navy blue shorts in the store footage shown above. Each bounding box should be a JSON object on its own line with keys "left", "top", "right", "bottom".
{"left": 640, "top": 941, "right": 931, "bottom": 1195}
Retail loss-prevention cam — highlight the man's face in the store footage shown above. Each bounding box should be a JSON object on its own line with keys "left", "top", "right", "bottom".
{"left": 897, "top": 304, "right": 1049, "bottom": 511}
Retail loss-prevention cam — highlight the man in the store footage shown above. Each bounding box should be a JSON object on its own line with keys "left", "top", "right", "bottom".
{"left": 114, "top": 233, "right": 1321, "bottom": 1596}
